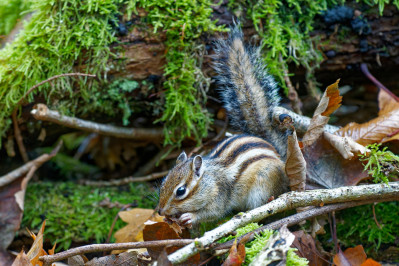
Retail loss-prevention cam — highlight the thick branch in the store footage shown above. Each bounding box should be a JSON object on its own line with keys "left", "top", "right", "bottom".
{"left": 214, "top": 196, "right": 399, "bottom": 251}
{"left": 39, "top": 240, "right": 193, "bottom": 265}
{"left": 0, "top": 142, "right": 62, "bottom": 187}
{"left": 165, "top": 182, "right": 399, "bottom": 264}
{"left": 80, "top": 171, "right": 168, "bottom": 186}
{"left": 31, "top": 104, "right": 164, "bottom": 141}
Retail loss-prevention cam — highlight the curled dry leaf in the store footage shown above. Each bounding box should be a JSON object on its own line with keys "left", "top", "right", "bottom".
{"left": 302, "top": 79, "right": 342, "bottom": 147}
{"left": 337, "top": 88, "right": 399, "bottom": 145}
{"left": 333, "top": 245, "right": 381, "bottom": 266}
{"left": 292, "top": 230, "right": 329, "bottom": 266}
{"left": 114, "top": 208, "right": 159, "bottom": 244}
{"left": 303, "top": 137, "right": 368, "bottom": 189}
{"left": 285, "top": 130, "right": 306, "bottom": 192}
{"left": 142, "top": 222, "right": 200, "bottom": 264}
{"left": 11, "top": 251, "right": 32, "bottom": 266}
{"left": 298, "top": 80, "right": 367, "bottom": 189}
{"left": 324, "top": 132, "right": 369, "bottom": 159}
{"left": 222, "top": 239, "right": 246, "bottom": 266}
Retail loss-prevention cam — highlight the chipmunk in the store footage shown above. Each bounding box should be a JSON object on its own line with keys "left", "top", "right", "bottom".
{"left": 157, "top": 25, "right": 289, "bottom": 227}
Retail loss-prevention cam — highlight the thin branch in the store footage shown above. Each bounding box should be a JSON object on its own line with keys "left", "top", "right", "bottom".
{"left": 12, "top": 109, "right": 29, "bottom": 163}
{"left": 372, "top": 203, "right": 381, "bottom": 229}
{"left": 360, "top": 63, "right": 399, "bottom": 101}
{"left": 0, "top": 141, "right": 62, "bottom": 187}
{"left": 31, "top": 104, "right": 164, "bottom": 141}
{"left": 213, "top": 196, "right": 399, "bottom": 251}
{"left": 165, "top": 182, "right": 399, "bottom": 264}
{"left": 80, "top": 171, "right": 169, "bottom": 187}
{"left": 17, "top": 73, "right": 96, "bottom": 106}
{"left": 39, "top": 240, "right": 194, "bottom": 265}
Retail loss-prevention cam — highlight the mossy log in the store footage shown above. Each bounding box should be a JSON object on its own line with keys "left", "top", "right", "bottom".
{"left": 116, "top": 4, "right": 399, "bottom": 84}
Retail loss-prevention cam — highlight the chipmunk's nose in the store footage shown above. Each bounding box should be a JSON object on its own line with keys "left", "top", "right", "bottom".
{"left": 158, "top": 208, "right": 164, "bottom": 216}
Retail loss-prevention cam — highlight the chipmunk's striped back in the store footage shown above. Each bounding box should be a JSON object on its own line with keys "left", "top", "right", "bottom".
{"left": 207, "top": 135, "right": 281, "bottom": 183}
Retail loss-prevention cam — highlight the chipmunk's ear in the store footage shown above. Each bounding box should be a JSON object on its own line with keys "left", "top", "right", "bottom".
{"left": 176, "top": 151, "right": 187, "bottom": 164}
{"left": 192, "top": 155, "right": 203, "bottom": 177}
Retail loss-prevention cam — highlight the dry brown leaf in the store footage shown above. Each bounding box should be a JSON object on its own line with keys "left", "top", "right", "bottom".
{"left": 142, "top": 222, "right": 181, "bottom": 259}
{"left": 337, "top": 88, "right": 399, "bottom": 145}
{"left": 292, "top": 231, "right": 329, "bottom": 266}
{"left": 142, "top": 222, "right": 199, "bottom": 263}
{"left": 11, "top": 250, "right": 33, "bottom": 266}
{"left": 302, "top": 80, "right": 342, "bottom": 147}
{"left": 361, "top": 258, "right": 382, "bottom": 266}
{"left": 324, "top": 132, "right": 369, "bottom": 159}
{"left": 285, "top": 130, "right": 306, "bottom": 192}
{"left": 222, "top": 239, "right": 246, "bottom": 266}
{"left": 0, "top": 177, "right": 24, "bottom": 256}
{"left": 334, "top": 245, "right": 368, "bottom": 266}
{"left": 336, "top": 112, "right": 399, "bottom": 146}
{"left": 114, "top": 208, "right": 156, "bottom": 244}
{"left": 322, "top": 79, "right": 342, "bottom": 116}
{"left": 303, "top": 137, "right": 368, "bottom": 189}
{"left": 27, "top": 220, "right": 46, "bottom": 266}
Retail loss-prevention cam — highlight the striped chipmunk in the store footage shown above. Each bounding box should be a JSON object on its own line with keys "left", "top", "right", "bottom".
{"left": 157, "top": 25, "right": 290, "bottom": 227}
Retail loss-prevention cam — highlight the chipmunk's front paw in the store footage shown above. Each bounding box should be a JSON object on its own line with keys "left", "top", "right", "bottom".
{"left": 179, "top": 213, "right": 195, "bottom": 228}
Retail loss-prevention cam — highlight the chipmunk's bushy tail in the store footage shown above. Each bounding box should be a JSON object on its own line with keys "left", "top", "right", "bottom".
{"left": 213, "top": 24, "right": 287, "bottom": 158}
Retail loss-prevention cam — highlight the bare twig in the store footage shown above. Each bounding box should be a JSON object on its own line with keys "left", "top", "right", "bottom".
{"left": 39, "top": 240, "right": 194, "bottom": 265}
{"left": 17, "top": 73, "right": 97, "bottom": 106}
{"left": 31, "top": 104, "right": 164, "bottom": 141}
{"left": 360, "top": 63, "right": 399, "bottom": 101}
{"left": 12, "top": 109, "right": 29, "bottom": 162}
{"left": 164, "top": 182, "right": 399, "bottom": 264}
{"left": 80, "top": 171, "right": 169, "bottom": 187}
{"left": 214, "top": 196, "right": 399, "bottom": 251}
{"left": 0, "top": 142, "right": 62, "bottom": 187}
{"left": 372, "top": 203, "right": 381, "bottom": 229}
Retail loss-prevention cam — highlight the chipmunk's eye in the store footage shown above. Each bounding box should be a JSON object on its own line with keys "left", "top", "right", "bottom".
{"left": 176, "top": 186, "right": 186, "bottom": 197}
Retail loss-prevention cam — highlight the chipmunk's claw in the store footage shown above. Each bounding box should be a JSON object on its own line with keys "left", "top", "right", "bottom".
{"left": 179, "top": 213, "right": 194, "bottom": 228}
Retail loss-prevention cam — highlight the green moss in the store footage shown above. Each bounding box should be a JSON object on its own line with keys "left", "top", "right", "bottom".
{"left": 22, "top": 181, "right": 157, "bottom": 251}
{"left": 287, "top": 249, "right": 309, "bottom": 266}
{"left": 244, "top": 229, "right": 274, "bottom": 264}
{"left": 319, "top": 202, "right": 399, "bottom": 256}
{"left": 359, "top": 143, "right": 399, "bottom": 184}
{"left": 0, "top": 0, "right": 123, "bottom": 145}
{"left": 218, "top": 224, "right": 308, "bottom": 265}
{"left": 0, "top": 0, "right": 31, "bottom": 35}
{"left": 127, "top": 0, "right": 225, "bottom": 146}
